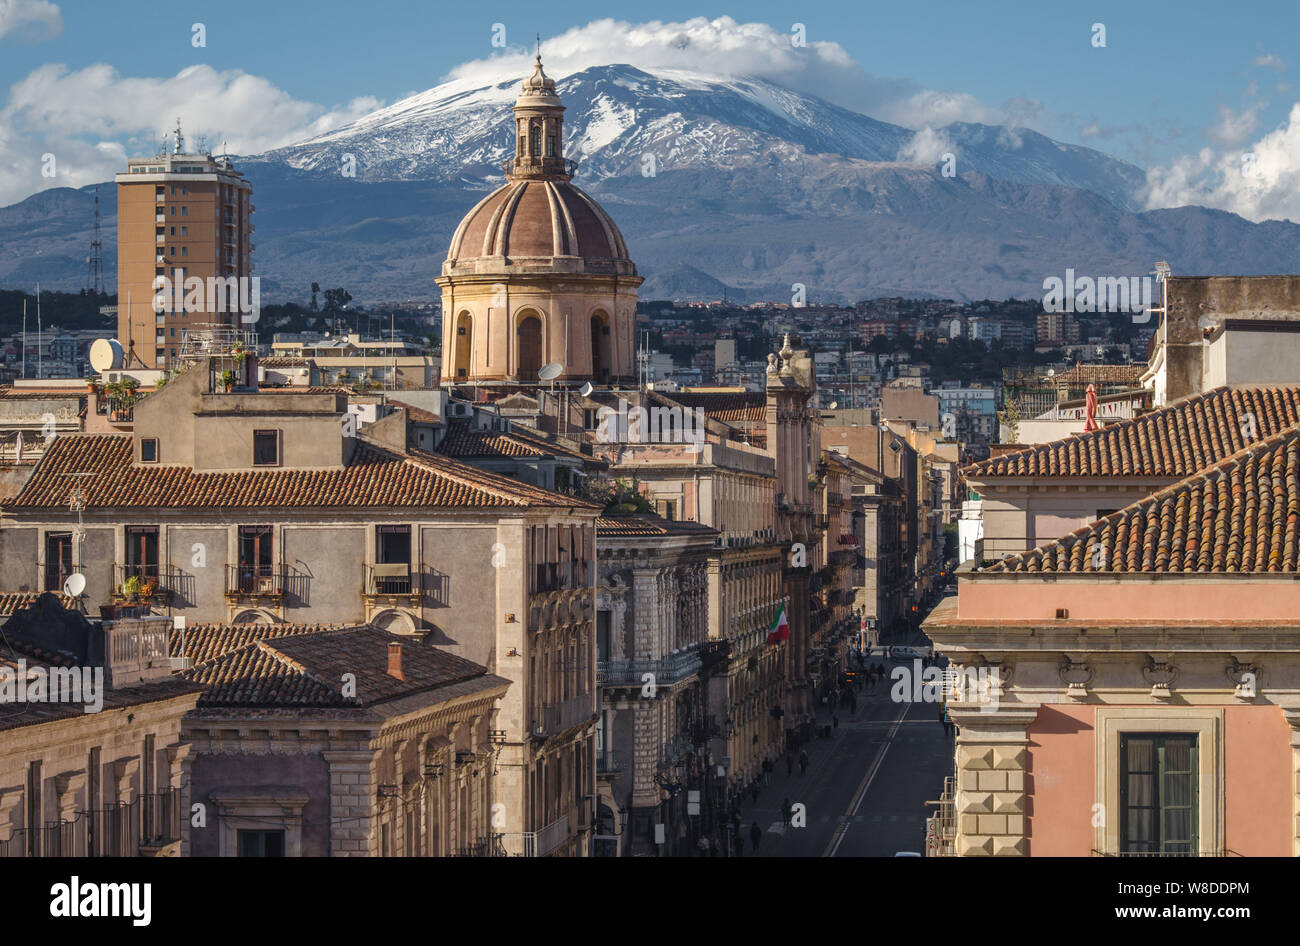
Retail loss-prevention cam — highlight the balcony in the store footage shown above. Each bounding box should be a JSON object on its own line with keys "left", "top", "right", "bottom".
{"left": 2, "top": 787, "right": 181, "bottom": 858}
{"left": 225, "top": 564, "right": 286, "bottom": 599}
{"left": 596, "top": 750, "right": 624, "bottom": 775}
{"left": 455, "top": 834, "right": 507, "bottom": 857}
{"left": 363, "top": 563, "right": 420, "bottom": 604}
{"left": 532, "top": 695, "right": 595, "bottom": 739}
{"left": 155, "top": 213, "right": 165, "bottom": 223}
{"left": 112, "top": 563, "right": 181, "bottom": 605}
{"left": 597, "top": 650, "right": 703, "bottom": 687}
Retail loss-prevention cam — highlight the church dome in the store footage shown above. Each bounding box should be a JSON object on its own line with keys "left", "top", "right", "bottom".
{"left": 445, "top": 179, "right": 634, "bottom": 273}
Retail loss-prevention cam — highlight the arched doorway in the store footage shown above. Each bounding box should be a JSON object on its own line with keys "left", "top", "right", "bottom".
{"left": 590, "top": 310, "right": 611, "bottom": 381}
{"left": 517, "top": 313, "right": 542, "bottom": 381}
{"left": 454, "top": 312, "right": 473, "bottom": 379}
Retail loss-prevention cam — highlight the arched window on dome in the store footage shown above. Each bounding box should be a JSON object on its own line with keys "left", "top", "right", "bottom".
{"left": 546, "top": 135, "right": 556, "bottom": 158}
{"left": 454, "top": 312, "right": 473, "bottom": 379}
{"left": 590, "top": 310, "right": 611, "bottom": 382}
{"left": 530, "top": 125, "right": 541, "bottom": 158}
{"left": 516, "top": 312, "right": 543, "bottom": 382}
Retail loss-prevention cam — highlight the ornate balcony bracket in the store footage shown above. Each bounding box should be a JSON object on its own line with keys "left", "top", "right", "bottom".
{"left": 1225, "top": 656, "right": 1260, "bottom": 702}
{"left": 1142, "top": 655, "right": 1179, "bottom": 701}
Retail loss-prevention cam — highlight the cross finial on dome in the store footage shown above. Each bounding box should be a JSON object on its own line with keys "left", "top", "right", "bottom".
{"left": 536, "top": 32, "right": 541, "bottom": 61}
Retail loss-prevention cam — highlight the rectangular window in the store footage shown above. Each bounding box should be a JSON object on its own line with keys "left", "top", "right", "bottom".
{"left": 374, "top": 525, "right": 412, "bottom": 593}
{"left": 181, "top": 246, "right": 187, "bottom": 257}
{"left": 237, "top": 830, "right": 285, "bottom": 857}
{"left": 125, "top": 526, "right": 160, "bottom": 581}
{"left": 26, "top": 762, "right": 41, "bottom": 857}
{"left": 181, "top": 226, "right": 187, "bottom": 236}
{"left": 235, "top": 525, "right": 274, "bottom": 593}
{"left": 252, "top": 429, "right": 279, "bottom": 466}
{"left": 596, "top": 610, "right": 610, "bottom": 662}
{"left": 1120, "top": 733, "right": 1198, "bottom": 855}
{"left": 181, "top": 206, "right": 187, "bottom": 216}
{"left": 168, "top": 226, "right": 175, "bottom": 236}
{"left": 44, "top": 532, "right": 73, "bottom": 592}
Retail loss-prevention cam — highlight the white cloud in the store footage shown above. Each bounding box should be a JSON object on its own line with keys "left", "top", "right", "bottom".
{"left": 1254, "top": 53, "right": 1287, "bottom": 73}
{"left": 1143, "top": 102, "right": 1300, "bottom": 223}
{"left": 0, "top": 0, "right": 60, "bottom": 42}
{"left": 0, "top": 62, "right": 381, "bottom": 204}
{"left": 446, "top": 16, "right": 1022, "bottom": 131}
{"left": 1206, "top": 103, "right": 1261, "bottom": 146}
{"left": 897, "top": 126, "right": 955, "bottom": 165}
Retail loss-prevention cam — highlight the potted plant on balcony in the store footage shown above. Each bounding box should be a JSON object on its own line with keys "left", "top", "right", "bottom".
{"left": 140, "top": 578, "right": 158, "bottom": 599}
{"left": 219, "top": 369, "right": 238, "bottom": 393}
{"left": 122, "top": 574, "right": 143, "bottom": 603}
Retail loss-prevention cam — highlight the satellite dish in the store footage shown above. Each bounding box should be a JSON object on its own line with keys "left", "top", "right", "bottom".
{"left": 828, "top": 401, "right": 838, "bottom": 410}
{"left": 578, "top": 381, "right": 594, "bottom": 397}
{"left": 89, "top": 338, "right": 124, "bottom": 372}
{"left": 538, "top": 362, "right": 563, "bottom": 381}
{"left": 1046, "top": 368, "right": 1056, "bottom": 378}
{"left": 63, "top": 573, "right": 86, "bottom": 597}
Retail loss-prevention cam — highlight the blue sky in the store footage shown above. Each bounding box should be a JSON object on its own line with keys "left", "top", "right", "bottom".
{"left": 1, "top": 0, "right": 1297, "bottom": 217}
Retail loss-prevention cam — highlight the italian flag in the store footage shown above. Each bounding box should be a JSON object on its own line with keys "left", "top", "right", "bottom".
{"left": 766, "top": 605, "right": 789, "bottom": 645}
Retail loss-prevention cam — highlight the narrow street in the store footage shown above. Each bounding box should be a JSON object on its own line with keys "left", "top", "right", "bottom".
{"left": 736, "top": 672, "right": 953, "bottom": 858}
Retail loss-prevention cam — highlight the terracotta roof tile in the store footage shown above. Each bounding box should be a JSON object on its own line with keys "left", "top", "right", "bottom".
{"left": 4, "top": 434, "right": 599, "bottom": 510}
{"left": 0, "top": 592, "right": 76, "bottom": 616}
{"left": 989, "top": 423, "right": 1300, "bottom": 573}
{"left": 183, "top": 625, "right": 505, "bottom": 707}
{"left": 966, "top": 386, "right": 1300, "bottom": 478}
{"left": 597, "top": 515, "right": 718, "bottom": 537}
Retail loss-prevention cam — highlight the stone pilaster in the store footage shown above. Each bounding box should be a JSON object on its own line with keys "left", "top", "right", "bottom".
{"left": 949, "top": 705, "right": 1038, "bottom": 856}
{"left": 1283, "top": 709, "right": 1300, "bottom": 856}
{"left": 325, "top": 749, "right": 375, "bottom": 857}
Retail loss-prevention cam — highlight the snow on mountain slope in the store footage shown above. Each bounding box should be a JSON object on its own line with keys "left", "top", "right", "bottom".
{"left": 247, "top": 64, "right": 1145, "bottom": 210}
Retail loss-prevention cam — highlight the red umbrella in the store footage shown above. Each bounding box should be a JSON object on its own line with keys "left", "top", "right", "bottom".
{"left": 1083, "top": 383, "right": 1099, "bottom": 432}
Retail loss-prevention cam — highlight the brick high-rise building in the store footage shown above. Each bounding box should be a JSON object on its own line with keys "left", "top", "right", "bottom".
{"left": 115, "top": 123, "right": 254, "bottom": 370}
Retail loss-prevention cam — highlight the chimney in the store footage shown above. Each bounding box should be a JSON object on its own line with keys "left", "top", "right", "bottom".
{"left": 387, "top": 641, "right": 406, "bottom": 681}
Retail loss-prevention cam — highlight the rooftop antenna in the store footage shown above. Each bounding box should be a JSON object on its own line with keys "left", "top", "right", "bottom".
{"left": 172, "top": 117, "right": 184, "bottom": 155}
{"left": 85, "top": 187, "right": 104, "bottom": 296}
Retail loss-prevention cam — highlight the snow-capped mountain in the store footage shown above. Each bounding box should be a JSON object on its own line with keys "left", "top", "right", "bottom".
{"left": 6, "top": 64, "right": 1300, "bottom": 302}
{"left": 248, "top": 64, "right": 1146, "bottom": 212}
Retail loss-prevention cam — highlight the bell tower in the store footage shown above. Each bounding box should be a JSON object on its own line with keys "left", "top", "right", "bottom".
{"left": 510, "top": 41, "right": 570, "bottom": 182}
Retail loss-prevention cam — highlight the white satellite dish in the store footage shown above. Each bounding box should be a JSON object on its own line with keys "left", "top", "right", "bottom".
{"left": 1046, "top": 368, "right": 1056, "bottom": 378}
{"left": 578, "top": 381, "right": 594, "bottom": 397}
{"left": 63, "top": 573, "right": 86, "bottom": 597}
{"left": 538, "top": 362, "right": 563, "bottom": 381}
{"left": 828, "top": 401, "right": 839, "bottom": 410}
{"left": 89, "top": 338, "right": 124, "bottom": 373}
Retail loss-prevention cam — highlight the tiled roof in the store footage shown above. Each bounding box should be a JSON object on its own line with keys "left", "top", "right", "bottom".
{"left": 438, "top": 422, "right": 592, "bottom": 463}
{"left": 169, "top": 622, "right": 336, "bottom": 668}
{"left": 989, "top": 424, "right": 1300, "bottom": 573}
{"left": 388, "top": 399, "right": 441, "bottom": 425}
{"left": 0, "top": 592, "right": 76, "bottom": 615}
{"left": 965, "top": 386, "right": 1300, "bottom": 478}
{"left": 597, "top": 515, "right": 718, "bottom": 537}
{"left": 184, "top": 625, "right": 507, "bottom": 707}
{"left": 438, "top": 423, "right": 551, "bottom": 458}
{"left": 665, "top": 391, "right": 767, "bottom": 423}
{"left": 4, "top": 433, "right": 599, "bottom": 510}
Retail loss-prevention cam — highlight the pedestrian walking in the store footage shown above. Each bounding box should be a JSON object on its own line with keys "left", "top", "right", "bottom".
{"left": 786, "top": 753, "right": 794, "bottom": 776}
{"left": 833, "top": 714, "right": 839, "bottom": 729}
{"left": 751, "top": 781, "right": 761, "bottom": 803}
{"left": 736, "top": 834, "right": 746, "bottom": 857}
{"left": 798, "top": 749, "right": 809, "bottom": 775}
{"left": 781, "top": 797, "right": 793, "bottom": 825}
{"left": 762, "top": 758, "right": 772, "bottom": 786}
{"left": 750, "top": 821, "right": 762, "bottom": 853}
